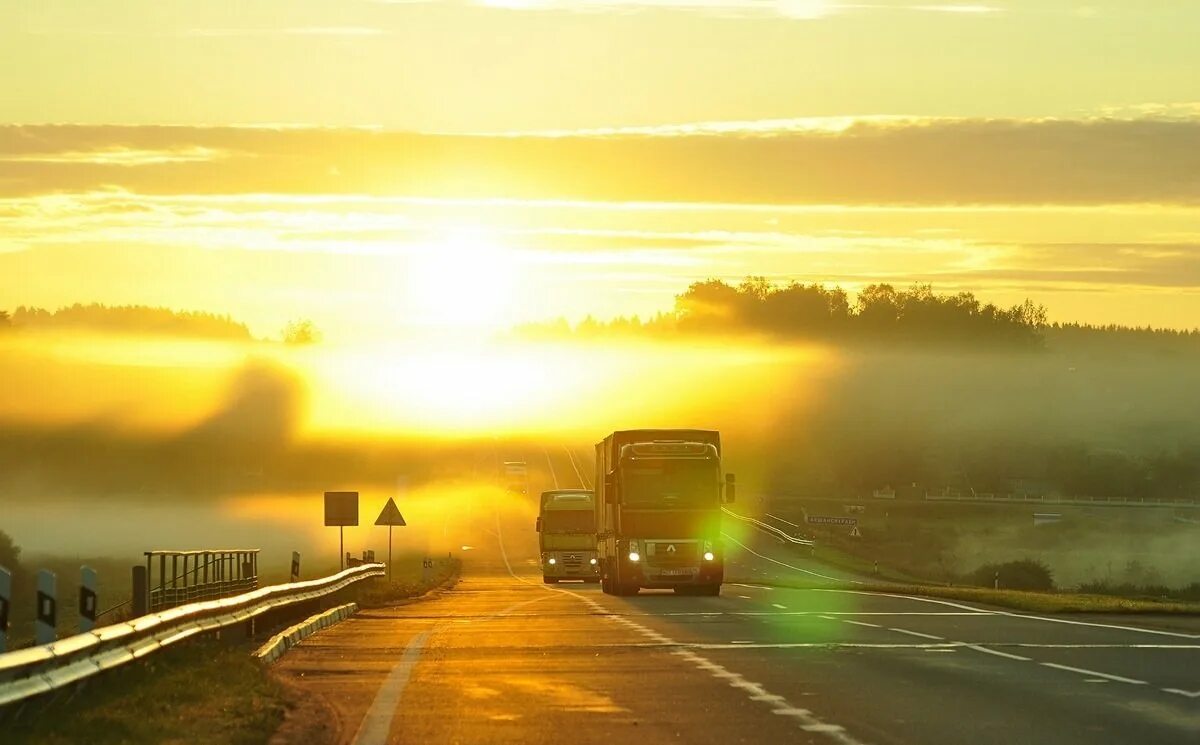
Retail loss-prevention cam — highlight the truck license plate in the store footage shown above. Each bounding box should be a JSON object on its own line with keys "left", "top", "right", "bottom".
{"left": 661, "top": 568, "right": 698, "bottom": 576}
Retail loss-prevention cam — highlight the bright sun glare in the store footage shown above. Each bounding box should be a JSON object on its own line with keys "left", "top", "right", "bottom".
{"left": 404, "top": 228, "right": 518, "bottom": 331}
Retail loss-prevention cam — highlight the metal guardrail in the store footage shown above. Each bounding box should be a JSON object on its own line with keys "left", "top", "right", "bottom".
{"left": 924, "top": 492, "right": 1200, "bottom": 508}
{"left": 0, "top": 562, "right": 385, "bottom": 708}
{"left": 722, "top": 508, "right": 815, "bottom": 547}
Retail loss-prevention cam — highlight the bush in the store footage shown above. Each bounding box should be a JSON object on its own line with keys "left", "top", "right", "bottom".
{"left": 969, "top": 559, "right": 1054, "bottom": 591}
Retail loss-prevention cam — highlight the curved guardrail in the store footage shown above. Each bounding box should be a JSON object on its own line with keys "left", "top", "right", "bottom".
{"left": 722, "top": 507, "right": 815, "bottom": 547}
{"left": 0, "top": 563, "right": 385, "bottom": 708}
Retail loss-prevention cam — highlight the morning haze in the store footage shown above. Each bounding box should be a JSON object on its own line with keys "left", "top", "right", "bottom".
{"left": 1, "top": 2, "right": 1198, "bottom": 743}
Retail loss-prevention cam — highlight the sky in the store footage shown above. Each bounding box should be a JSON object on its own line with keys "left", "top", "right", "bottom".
{"left": 2, "top": 0, "right": 1200, "bottom": 336}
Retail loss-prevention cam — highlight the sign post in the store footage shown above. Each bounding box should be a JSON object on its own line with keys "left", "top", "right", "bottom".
{"left": 324, "top": 491, "right": 360, "bottom": 571}
{"left": 374, "top": 497, "right": 407, "bottom": 582}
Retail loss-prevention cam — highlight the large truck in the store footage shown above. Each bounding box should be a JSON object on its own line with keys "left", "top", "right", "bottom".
{"left": 594, "top": 430, "right": 735, "bottom": 596}
{"left": 535, "top": 489, "right": 600, "bottom": 583}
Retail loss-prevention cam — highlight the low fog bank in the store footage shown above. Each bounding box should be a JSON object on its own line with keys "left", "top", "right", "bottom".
{"left": 2, "top": 325, "right": 1197, "bottom": 590}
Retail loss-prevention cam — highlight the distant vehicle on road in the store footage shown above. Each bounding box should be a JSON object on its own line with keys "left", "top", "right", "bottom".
{"left": 535, "top": 489, "right": 600, "bottom": 583}
{"left": 594, "top": 430, "right": 735, "bottom": 596}
{"left": 502, "top": 460, "right": 528, "bottom": 494}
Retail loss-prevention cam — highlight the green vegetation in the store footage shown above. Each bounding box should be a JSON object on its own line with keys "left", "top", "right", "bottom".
{"left": 8, "top": 303, "right": 251, "bottom": 340}
{"left": 357, "top": 557, "right": 461, "bottom": 607}
{"left": 281, "top": 318, "right": 320, "bottom": 345}
{"left": 4, "top": 640, "right": 286, "bottom": 745}
{"left": 967, "top": 559, "right": 1055, "bottom": 592}
{"left": 523, "top": 278, "right": 1052, "bottom": 347}
{"left": 848, "top": 583, "right": 1200, "bottom": 615}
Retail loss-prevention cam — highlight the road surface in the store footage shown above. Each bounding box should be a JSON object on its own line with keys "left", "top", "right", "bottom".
{"left": 272, "top": 446, "right": 1200, "bottom": 744}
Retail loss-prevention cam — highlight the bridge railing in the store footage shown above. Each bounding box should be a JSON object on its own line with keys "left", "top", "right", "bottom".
{"left": 0, "top": 562, "right": 385, "bottom": 709}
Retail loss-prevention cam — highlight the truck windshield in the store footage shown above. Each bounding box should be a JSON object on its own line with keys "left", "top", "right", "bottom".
{"left": 542, "top": 510, "right": 595, "bottom": 533}
{"left": 622, "top": 458, "right": 720, "bottom": 508}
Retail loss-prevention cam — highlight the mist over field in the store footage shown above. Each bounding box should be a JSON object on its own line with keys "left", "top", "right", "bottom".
{"left": 1, "top": 291, "right": 1197, "bottom": 592}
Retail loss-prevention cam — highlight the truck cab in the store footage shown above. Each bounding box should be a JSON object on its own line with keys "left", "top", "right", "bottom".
{"left": 594, "top": 430, "right": 735, "bottom": 596}
{"left": 536, "top": 489, "right": 600, "bottom": 583}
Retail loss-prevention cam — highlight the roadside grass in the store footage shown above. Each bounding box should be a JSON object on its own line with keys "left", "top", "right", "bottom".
{"left": 357, "top": 558, "right": 461, "bottom": 607}
{"left": 4, "top": 640, "right": 285, "bottom": 745}
{"left": 848, "top": 583, "right": 1200, "bottom": 615}
{"left": 807, "top": 544, "right": 928, "bottom": 584}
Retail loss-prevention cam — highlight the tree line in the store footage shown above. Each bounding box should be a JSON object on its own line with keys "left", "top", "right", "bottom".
{"left": 521, "top": 278, "right": 1200, "bottom": 348}
{"left": 1, "top": 303, "right": 252, "bottom": 340}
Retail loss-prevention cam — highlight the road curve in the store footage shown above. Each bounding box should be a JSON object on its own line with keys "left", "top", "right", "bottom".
{"left": 271, "top": 446, "right": 1200, "bottom": 745}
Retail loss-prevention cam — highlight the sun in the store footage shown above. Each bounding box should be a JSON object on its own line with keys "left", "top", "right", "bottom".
{"left": 404, "top": 228, "right": 519, "bottom": 331}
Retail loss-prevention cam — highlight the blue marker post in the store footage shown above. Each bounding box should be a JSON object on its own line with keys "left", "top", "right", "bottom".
{"left": 80, "top": 566, "right": 98, "bottom": 633}
{"left": 36, "top": 569, "right": 57, "bottom": 646}
{"left": 0, "top": 566, "right": 11, "bottom": 652}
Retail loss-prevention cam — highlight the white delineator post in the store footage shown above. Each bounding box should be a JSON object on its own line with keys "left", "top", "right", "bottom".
{"left": 35, "top": 569, "right": 57, "bottom": 646}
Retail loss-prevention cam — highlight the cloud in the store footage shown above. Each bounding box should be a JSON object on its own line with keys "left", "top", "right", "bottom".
{"left": 2, "top": 116, "right": 1199, "bottom": 206}
{"left": 368, "top": 0, "right": 1004, "bottom": 18}
{"left": 1, "top": 146, "right": 228, "bottom": 166}
{"left": 182, "top": 27, "right": 389, "bottom": 37}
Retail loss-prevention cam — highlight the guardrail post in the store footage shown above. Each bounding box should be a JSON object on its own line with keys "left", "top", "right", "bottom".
{"left": 0, "top": 565, "right": 11, "bottom": 652}
{"left": 36, "top": 569, "right": 57, "bottom": 646}
{"left": 132, "top": 564, "right": 149, "bottom": 616}
{"left": 80, "top": 565, "right": 98, "bottom": 633}
{"left": 290, "top": 551, "right": 300, "bottom": 582}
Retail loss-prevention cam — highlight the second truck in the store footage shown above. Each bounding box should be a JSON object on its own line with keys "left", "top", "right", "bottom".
{"left": 594, "top": 429, "right": 735, "bottom": 596}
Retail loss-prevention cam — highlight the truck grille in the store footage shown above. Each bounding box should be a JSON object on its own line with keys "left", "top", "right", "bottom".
{"left": 647, "top": 542, "right": 698, "bottom": 566}
{"left": 560, "top": 552, "right": 584, "bottom": 569}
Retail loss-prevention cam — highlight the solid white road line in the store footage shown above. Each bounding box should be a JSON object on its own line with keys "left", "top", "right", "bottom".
{"left": 965, "top": 645, "right": 1032, "bottom": 662}
{"left": 888, "top": 628, "right": 945, "bottom": 640}
{"left": 1039, "top": 663, "right": 1148, "bottom": 685}
{"left": 819, "top": 589, "right": 1200, "bottom": 639}
{"left": 351, "top": 629, "right": 433, "bottom": 745}
{"left": 1162, "top": 688, "right": 1200, "bottom": 698}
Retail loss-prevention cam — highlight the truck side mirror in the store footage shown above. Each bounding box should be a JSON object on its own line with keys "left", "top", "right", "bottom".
{"left": 535, "top": 516, "right": 542, "bottom": 532}
{"left": 604, "top": 471, "right": 617, "bottom": 504}
{"left": 724, "top": 473, "right": 736, "bottom": 504}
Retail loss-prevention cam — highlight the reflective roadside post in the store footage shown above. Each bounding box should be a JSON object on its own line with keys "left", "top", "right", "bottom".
{"left": 290, "top": 551, "right": 301, "bottom": 583}
{"left": 35, "top": 569, "right": 57, "bottom": 646}
{"left": 0, "top": 566, "right": 11, "bottom": 652}
{"left": 79, "top": 565, "right": 98, "bottom": 633}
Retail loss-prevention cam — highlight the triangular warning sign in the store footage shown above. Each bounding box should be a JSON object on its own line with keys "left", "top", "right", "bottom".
{"left": 375, "top": 498, "right": 406, "bottom": 526}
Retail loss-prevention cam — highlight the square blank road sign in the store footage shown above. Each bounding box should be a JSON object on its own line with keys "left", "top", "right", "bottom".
{"left": 324, "top": 491, "right": 359, "bottom": 526}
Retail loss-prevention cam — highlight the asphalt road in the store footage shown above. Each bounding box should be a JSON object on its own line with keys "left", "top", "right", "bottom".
{"left": 273, "top": 447, "right": 1200, "bottom": 745}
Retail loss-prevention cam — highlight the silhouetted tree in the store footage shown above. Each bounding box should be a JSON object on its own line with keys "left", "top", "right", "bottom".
{"left": 0, "top": 529, "right": 20, "bottom": 572}
{"left": 282, "top": 319, "right": 321, "bottom": 345}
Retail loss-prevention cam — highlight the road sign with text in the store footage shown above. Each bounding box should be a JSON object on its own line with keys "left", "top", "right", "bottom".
{"left": 807, "top": 515, "right": 858, "bottom": 527}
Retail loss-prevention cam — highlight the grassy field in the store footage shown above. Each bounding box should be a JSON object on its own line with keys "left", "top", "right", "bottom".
{"left": 4, "top": 640, "right": 286, "bottom": 745}
{"left": 850, "top": 583, "right": 1200, "bottom": 615}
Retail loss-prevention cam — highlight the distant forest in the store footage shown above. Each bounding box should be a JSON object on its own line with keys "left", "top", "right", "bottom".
{"left": 0, "top": 304, "right": 252, "bottom": 340}
{"left": 519, "top": 278, "right": 1200, "bottom": 348}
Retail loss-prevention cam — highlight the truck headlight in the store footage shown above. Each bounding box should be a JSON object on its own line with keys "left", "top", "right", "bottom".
{"left": 548, "top": 557, "right": 556, "bottom": 565}
{"left": 589, "top": 558, "right": 598, "bottom": 565}
{"left": 703, "top": 551, "right": 715, "bottom": 561}
{"left": 628, "top": 551, "right": 640, "bottom": 562}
